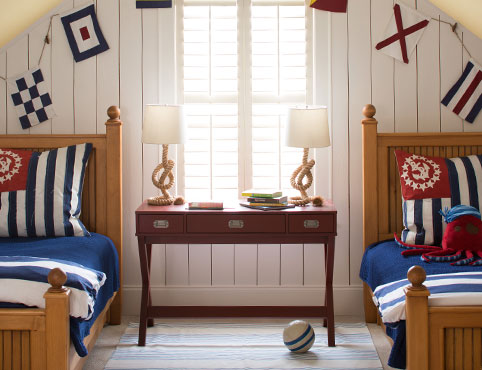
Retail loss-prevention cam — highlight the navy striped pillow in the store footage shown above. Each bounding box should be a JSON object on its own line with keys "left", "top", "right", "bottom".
{"left": 395, "top": 150, "right": 482, "bottom": 245}
{"left": 0, "top": 143, "right": 92, "bottom": 237}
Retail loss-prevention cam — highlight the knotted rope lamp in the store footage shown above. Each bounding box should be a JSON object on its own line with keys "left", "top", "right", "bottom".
{"left": 142, "top": 105, "right": 186, "bottom": 206}
{"left": 285, "top": 106, "right": 330, "bottom": 206}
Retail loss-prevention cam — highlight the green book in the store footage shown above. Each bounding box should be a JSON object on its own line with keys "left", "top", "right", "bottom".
{"left": 241, "top": 189, "right": 282, "bottom": 198}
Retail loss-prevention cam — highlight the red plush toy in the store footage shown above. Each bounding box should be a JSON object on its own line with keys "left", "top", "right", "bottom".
{"left": 395, "top": 205, "right": 482, "bottom": 266}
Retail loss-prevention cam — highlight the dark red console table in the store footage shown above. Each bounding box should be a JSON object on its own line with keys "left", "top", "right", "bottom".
{"left": 135, "top": 201, "right": 337, "bottom": 346}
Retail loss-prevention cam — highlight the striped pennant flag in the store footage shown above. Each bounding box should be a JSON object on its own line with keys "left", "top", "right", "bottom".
{"left": 136, "top": 0, "right": 172, "bottom": 8}
{"left": 442, "top": 59, "right": 482, "bottom": 124}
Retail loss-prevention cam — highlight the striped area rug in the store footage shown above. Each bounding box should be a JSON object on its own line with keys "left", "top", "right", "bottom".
{"left": 105, "top": 320, "right": 383, "bottom": 369}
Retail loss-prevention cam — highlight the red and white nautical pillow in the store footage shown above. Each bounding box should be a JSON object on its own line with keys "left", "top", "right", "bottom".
{"left": 0, "top": 143, "right": 92, "bottom": 237}
{"left": 394, "top": 150, "right": 482, "bottom": 245}
{"left": 0, "top": 149, "right": 31, "bottom": 192}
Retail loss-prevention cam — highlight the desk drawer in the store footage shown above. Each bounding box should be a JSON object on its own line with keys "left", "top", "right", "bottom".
{"left": 137, "top": 215, "right": 183, "bottom": 234}
{"left": 187, "top": 215, "right": 285, "bottom": 233}
{"left": 288, "top": 214, "right": 334, "bottom": 233}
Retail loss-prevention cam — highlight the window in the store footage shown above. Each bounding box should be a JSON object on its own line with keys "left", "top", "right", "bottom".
{"left": 177, "top": 0, "right": 312, "bottom": 200}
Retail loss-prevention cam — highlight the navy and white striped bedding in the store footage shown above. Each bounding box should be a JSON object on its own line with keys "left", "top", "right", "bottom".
{"left": 0, "top": 255, "right": 105, "bottom": 319}
{"left": 374, "top": 271, "right": 482, "bottom": 323}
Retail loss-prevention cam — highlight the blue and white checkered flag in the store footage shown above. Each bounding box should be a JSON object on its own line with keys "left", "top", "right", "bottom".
{"left": 7, "top": 67, "right": 55, "bottom": 129}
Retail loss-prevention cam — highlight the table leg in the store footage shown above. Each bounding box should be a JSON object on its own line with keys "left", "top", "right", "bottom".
{"left": 323, "top": 245, "right": 328, "bottom": 328}
{"left": 325, "top": 236, "right": 335, "bottom": 346}
{"left": 146, "top": 244, "right": 154, "bottom": 328}
{"left": 137, "top": 237, "right": 150, "bottom": 346}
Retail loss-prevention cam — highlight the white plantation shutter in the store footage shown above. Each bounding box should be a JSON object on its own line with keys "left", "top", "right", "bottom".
{"left": 177, "top": 0, "right": 311, "bottom": 200}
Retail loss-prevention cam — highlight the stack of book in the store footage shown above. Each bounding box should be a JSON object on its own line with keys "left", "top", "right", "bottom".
{"left": 240, "top": 189, "right": 294, "bottom": 210}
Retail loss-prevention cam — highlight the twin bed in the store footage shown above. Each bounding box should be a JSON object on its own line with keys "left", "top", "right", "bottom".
{"left": 360, "top": 104, "right": 482, "bottom": 370}
{"left": 0, "top": 106, "right": 122, "bottom": 370}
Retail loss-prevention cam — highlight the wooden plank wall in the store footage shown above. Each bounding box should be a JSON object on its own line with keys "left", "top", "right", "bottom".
{"left": 1, "top": 0, "right": 481, "bottom": 315}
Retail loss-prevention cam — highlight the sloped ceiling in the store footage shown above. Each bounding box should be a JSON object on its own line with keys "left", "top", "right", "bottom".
{"left": 0, "top": 0, "right": 62, "bottom": 49}
{"left": 429, "top": 0, "right": 482, "bottom": 39}
{"left": 1, "top": 0, "right": 480, "bottom": 49}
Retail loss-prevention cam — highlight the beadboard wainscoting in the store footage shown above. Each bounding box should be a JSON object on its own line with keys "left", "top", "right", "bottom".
{"left": 0, "top": 0, "right": 481, "bottom": 316}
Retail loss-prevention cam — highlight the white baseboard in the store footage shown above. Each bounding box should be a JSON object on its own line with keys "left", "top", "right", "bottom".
{"left": 122, "top": 285, "right": 364, "bottom": 316}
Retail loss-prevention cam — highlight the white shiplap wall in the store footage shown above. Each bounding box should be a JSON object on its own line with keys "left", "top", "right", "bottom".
{"left": 1, "top": 0, "right": 481, "bottom": 316}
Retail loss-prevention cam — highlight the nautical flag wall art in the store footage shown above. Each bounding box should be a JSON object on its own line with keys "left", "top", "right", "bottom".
{"left": 7, "top": 67, "right": 55, "bottom": 129}
{"left": 136, "top": 0, "right": 172, "bottom": 8}
{"left": 375, "top": 2, "right": 429, "bottom": 64}
{"left": 309, "top": 0, "right": 347, "bottom": 13}
{"left": 442, "top": 59, "right": 482, "bottom": 124}
{"left": 61, "top": 3, "right": 109, "bottom": 62}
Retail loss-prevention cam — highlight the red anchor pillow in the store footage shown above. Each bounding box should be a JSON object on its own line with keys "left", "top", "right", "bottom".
{"left": 0, "top": 143, "right": 92, "bottom": 237}
{"left": 394, "top": 150, "right": 482, "bottom": 246}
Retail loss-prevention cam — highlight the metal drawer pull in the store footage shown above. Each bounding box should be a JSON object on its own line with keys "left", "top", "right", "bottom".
{"left": 228, "top": 220, "right": 244, "bottom": 229}
{"left": 304, "top": 220, "right": 319, "bottom": 229}
{"left": 153, "top": 220, "right": 169, "bottom": 229}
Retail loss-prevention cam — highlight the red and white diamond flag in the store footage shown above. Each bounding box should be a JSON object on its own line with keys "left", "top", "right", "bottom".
{"left": 375, "top": 2, "right": 429, "bottom": 64}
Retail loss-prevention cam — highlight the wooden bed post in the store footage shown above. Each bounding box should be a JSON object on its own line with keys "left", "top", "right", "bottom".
{"left": 44, "top": 268, "right": 70, "bottom": 370}
{"left": 361, "top": 104, "right": 379, "bottom": 323}
{"left": 105, "top": 106, "right": 123, "bottom": 325}
{"left": 405, "top": 265, "right": 430, "bottom": 370}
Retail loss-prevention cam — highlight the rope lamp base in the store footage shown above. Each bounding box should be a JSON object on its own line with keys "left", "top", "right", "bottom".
{"left": 148, "top": 144, "right": 185, "bottom": 207}
{"left": 289, "top": 195, "right": 324, "bottom": 207}
{"left": 147, "top": 195, "right": 185, "bottom": 206}
{"left": 289, "top": 148, "right": 324, "bottom": 207}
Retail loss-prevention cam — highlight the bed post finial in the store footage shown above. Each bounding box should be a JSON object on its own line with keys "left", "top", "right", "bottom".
{"left": 407, "top": 265, "right": 427, "bottom": 290}
{"left": 362, "top": 104, "right": 377, "bottom": 123}
{"left": 107, "top": 106, "right": 121, "bottom": 124}
{"left": 47, "top": 268, "right": 68, "bottom": 293}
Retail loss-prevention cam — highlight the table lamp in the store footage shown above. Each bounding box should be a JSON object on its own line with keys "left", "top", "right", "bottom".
{"left": 142, "top": 104, "right": 186, "bottom": 206}
{"left": 285, "top": 106, "right": 330, "bottom": 206}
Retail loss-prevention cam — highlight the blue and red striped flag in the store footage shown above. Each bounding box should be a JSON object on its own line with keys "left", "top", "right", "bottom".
{"left": 442, "top": 60, "right": 482, "bottom": 124}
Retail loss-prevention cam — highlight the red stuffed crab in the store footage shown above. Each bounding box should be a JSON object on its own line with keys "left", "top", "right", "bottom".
{"left": 395, "top": 205, "right": 482, "bottom": 266}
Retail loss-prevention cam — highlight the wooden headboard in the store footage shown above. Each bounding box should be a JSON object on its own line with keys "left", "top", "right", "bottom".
{"left": 0, "top": 106, "right": 123, "bottom": 322}
{"left": 361, "top": 104, "right": 482, "bottom": 322}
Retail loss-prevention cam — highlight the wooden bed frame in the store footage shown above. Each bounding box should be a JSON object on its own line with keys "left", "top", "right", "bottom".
{"left": 361, "top": 104, "right": 482, "bottom": 370}
{"left": 0, "top": 106, "right": 122, "bottom": 370}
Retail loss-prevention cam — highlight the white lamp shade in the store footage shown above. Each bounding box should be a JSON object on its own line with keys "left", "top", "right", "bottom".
{"left": 285, "top": 106, "right": 330, "bottom": 148}
{"left": 142, "top": 105, "right": 186, "bottom": 144}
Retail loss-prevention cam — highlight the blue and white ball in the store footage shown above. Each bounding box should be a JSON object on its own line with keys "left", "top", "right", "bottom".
{"left": 283, "top": 320, "right": 315, "bottom": 353}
